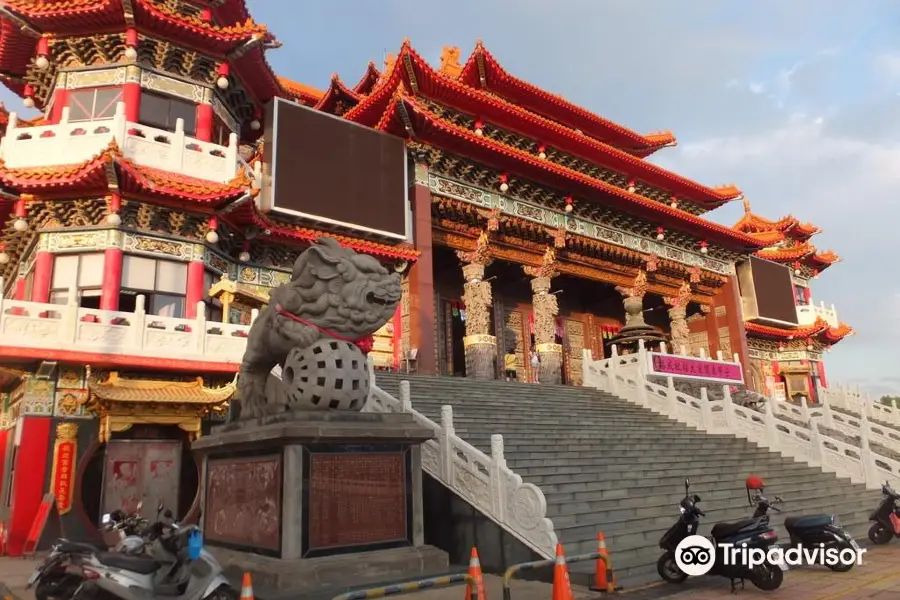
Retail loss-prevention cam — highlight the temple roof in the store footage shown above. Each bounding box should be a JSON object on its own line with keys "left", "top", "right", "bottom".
{"left": 88, "top": 372, "right": 235, "bottom": 405}
{"left": 744, "top": 318, "right": 854, "bottom": 345}
{"left": 334, "top": 41, "right": 741, "bottom": 213}
{"left": 278, "top": 77, "right": 324, "bottom": 106}
{"left": 0, "top": 142, "right": 253, "bottom": 203}
{"left": 733, "top": 200, "right": 837, "bottom": 272}
{"left": 0, "top": 0, "right": 282, "bottom": 109}
{"left": 374, "top": 91, "right": 763, "bottom": 252}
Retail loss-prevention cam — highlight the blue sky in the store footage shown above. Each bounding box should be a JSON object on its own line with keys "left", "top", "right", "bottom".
{"left": 4, "top": 0, "right": 899, "bottom": 394}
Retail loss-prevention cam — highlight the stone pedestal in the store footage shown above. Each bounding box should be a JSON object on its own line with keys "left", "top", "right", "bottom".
{"left": 192, "top": 411, "right": 445, "bottom": 593}
{"left": 464, "top": 334, "right": 497, "bottom": 380}
{"left": 536, "top": 342, "right": 563, "bottom": 385}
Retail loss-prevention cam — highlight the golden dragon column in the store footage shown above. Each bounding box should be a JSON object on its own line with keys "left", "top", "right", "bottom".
{"left": 457, "top": 231, "right": 497, "bottom": 380}
{"left": 524, "top": 247, "right": 562, "bottom": 384}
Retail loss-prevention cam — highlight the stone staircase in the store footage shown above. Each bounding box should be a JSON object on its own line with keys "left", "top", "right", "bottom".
{"left": 375, "top": 372, "right": 881, "bottom": 588}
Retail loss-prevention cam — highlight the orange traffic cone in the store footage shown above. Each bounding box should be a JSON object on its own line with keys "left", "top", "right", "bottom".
{"left": 0, "top": 522, "right": 6, "bottom": 556}
{"left": 590, "top": 532, "right": 617, "bottom": 592}
{"left": 551, "top": 543, "right": 573, "bottom": 600}
{"left": 464, "top": 547, "right": 487, "bottom": 600}
{"left": 239, "top": 572, "right": 254, "bottom": 600}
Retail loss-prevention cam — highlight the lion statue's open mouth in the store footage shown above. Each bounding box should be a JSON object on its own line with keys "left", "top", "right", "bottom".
{"left": 366, "top": 291, "right": 391, "bottom": 306}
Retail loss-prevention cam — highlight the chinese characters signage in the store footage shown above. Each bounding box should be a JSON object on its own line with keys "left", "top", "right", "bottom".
{"left": 51, "top": 423, "right": 78, "bottom": 515}
{"left": 647, "top": 352, "right": 744, "bottom": 385}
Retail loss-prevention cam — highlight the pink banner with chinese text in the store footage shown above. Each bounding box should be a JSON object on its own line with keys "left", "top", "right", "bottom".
{"left": 647, "top": 352, "right": 744, "bottom": 385}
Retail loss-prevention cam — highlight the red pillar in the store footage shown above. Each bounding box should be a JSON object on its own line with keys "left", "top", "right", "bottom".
{"left": 720, "top": 276, "right": 751, "bottom": 385}
{"left": 816, "top": 360, "right": 828, "bottom": 388}
{"left": 391, "top": 305, "right": 402, "bottom": 370}
{"left": 185, "top": 261, "right": 206, "bottom": 319}
{"left": 49, "top": 88, "right": 69, "bottom": 125}
{"left": 196, "top": 104, "right": 214, "bottom": 142}
{"left": 123, "top": 82, "right": 141, "bottom": 123}
{"left": 408, "top": 184, "right": 436, "bottom": 374}
{"left": 6, "top": 416, "right": 51, "bottom": 557}
{"left": 14, "top": 277, "right": 26, "bottom": 300}
{"left": 31, "top": 252, "right": 53, "bottom": 303}
{"left": 100, "top": 248, "right": 123, "bottom": 311}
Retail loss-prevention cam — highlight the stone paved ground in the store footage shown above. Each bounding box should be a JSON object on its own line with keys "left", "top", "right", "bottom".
{"left": 1, "top": 545, "right": 898, "bottom": 600}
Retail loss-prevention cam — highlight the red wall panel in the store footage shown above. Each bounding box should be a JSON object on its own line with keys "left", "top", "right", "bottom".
{"left": 7, "top": 417, "right": 51, "bottom": 556}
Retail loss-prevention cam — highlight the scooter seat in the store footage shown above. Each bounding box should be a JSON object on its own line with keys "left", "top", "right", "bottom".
{"left": 785, "top": 514, "right": 832, "bottom": 531}
{"left": 58, "top": 540, "right": 105, "bottom": 554}
{"left": 712, "top": 519, "right": 759, "bottom": 540}
{"left": 97, "top": 552, "right": 161, "bottom": 574}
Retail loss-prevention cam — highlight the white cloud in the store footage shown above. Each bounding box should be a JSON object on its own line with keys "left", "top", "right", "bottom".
{"left": 874, "top": 53, "right": 900, "bottom": 80}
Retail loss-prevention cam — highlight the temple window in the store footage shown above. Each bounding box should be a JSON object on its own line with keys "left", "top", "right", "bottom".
{"left": 67, "top": 87, "right": 123, "bottom": 122}
{"left": 139, "top": 91, "right": 198, "bottom": 136}
{"left": 120, "top": 255, "right": 188, "bottom": 318}
{"left": 203, "top": 269, "right": 224, "bottom": 322}
{"left": 49, "top": 253, "right": 105, "bottom": 308}
{"left": 793, "top": 284, "right": 807, "bottom": 305}
{"left": 211, "top": 112, "right": 232, "bottom": 146}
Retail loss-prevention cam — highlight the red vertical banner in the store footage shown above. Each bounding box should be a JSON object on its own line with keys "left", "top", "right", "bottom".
{"left": 50, "top": 423, "right": 78, "bottom": 515}
{"left": 816, "top": 360, "right": 828, "bottom": 389}
{"left": 391, "top": 305, "right": 401, "bottom": 370}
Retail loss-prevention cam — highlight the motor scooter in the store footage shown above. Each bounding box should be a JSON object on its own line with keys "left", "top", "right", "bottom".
{"left": 868, "top": 481, "right": 900, "bottom": 544}
{"left": 747, "top": 485, "right": 859, "bottom": 572}
{"left": 657, "top": 478, "right": 786, "bottom": 593}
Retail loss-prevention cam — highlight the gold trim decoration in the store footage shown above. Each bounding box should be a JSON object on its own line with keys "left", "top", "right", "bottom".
{"left": 463, "top": 334, "right": 496, "bottom": 347}
{"left": 50, "top": 423, "right": 78, "bottom": 515}
{"left": 536, "top": 343, "right": 563, "bottom": 353}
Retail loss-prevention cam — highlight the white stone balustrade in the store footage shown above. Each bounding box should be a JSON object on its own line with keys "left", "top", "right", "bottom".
{"left": 796, "top": 300, "right": 839, "bottom": 328}
{"left": 0, "top": 102, "right": 239, "bottom": 184}
{"left": 0, "top": 278, "right": 254, "bottom": 365}
{"left": 582, "top": 342, "right": 900, "bottom": 490}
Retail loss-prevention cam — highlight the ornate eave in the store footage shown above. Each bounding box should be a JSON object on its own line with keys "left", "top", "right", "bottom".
{"left": 433, "top": 226, "right": 718, "bottom": 303}
{"left": 744, "top": 318, "right": 854, "bottom": 346}
{"left": 278, "top": 76, "right": 323, "bottom": 106}
{"left": 313, "top": 74, "right": 362, "bottom": 116}
{"left": 207, "top": 273, "right": 269, "bottom": 305}
{"left": 432, "top": 196, "right": 725, "bottom": 293}
{"left": 86, "top": 371, "right": 234, "bottom": 442}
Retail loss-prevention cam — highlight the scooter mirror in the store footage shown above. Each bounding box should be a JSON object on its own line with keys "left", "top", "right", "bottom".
{"left": 693, "top": 494, "right": 702, "bottom": 503}
{"left": 684, "top": 478, "right": 691, "bottom": 491}
{"left": 101, "top": 513, "right": 112, "bottom": 525}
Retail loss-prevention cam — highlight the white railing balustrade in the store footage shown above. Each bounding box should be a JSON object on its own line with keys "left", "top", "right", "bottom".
{"left": 582, "top": 341, "right": 900, "bottom": 489}
{"left": 795, "top": 301, "right": 840, "bottom": 328}
{"left": 362, "top": 364, "right": 558, "bottom": 559}
{"left": 0, "top": 102, "right": 239, "bottom": 184}
{"left": 0, "top": 278, "right": 253, "bottom": 365}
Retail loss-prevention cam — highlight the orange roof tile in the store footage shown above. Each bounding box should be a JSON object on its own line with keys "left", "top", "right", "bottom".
{"left": 733, "top": 200, "right": 821, "bottom": 240}
{"left": 313, "top": 74, "right": 362, "bottom": 113}
{"left": 89, "top": 372, "right": 234, "bottom": 404}
{"left": 278, "top": 77, "right": 324, "bottom": 105}
{"left": 227, "top": 201, "right": 419, "bottom": 262}
{"left": 352, "top": 61, "right": 381, "bottom": 95}
{"left": 0, "top": 145, "right": 114, "bottom": 192}
{"left": 457, "top": 41, "right": 676, "bottom": 156}
{"left": 134, "top": 0, "right": 274, "bottom": 52}
{"left": 744, "top": 317, "right": 854, "bottom": 345}
{"left": 117, "top": 158, "right": 251, "bottom": 204}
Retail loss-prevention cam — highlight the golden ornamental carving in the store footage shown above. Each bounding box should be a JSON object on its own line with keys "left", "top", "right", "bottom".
{"left": 56, "top": 422, "right": 78, "bottom": 442}
{"left": 664, "top": 281, "right": 692, "bottom": 309}
{"left": 462, "top": 278, "right": 493, "bottom": 338}
{"left": 523, "top": 246, "right": 559, "bottom": 279}
{"left": 532, "top": 290, "right": 559, "bottom": 347}
{"left": 486, "top": 207, "right": 502, "bottom": 232}
{"left": 616, "top": 270, "right": 648, "bottom": 299}
{"left": 668, "top": 305, "right": 690, "bottom": 352}
{"left": 456, "top": 230, "right": 493, "bottom": 266}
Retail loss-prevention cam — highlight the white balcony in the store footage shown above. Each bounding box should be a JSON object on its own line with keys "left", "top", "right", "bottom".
{"left": 796, "top": 300, "right": 839, "bottom": 328}
{"left": 0, "top": 102, "right": 239, "bottom": 184}
{"left": 0, "top": 280, "right": 252, "bottom": 367}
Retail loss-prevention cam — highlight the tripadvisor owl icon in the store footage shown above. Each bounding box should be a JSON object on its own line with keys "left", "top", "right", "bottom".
{"left": 675, "top": 536, "right": 716, "bottom": 576}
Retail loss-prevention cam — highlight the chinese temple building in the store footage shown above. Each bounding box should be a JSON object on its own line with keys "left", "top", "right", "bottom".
{"left": 729, "top": 201, "right": 852, "bottom": 402}
{"left": 0, "top": 0, "right": 850, "bottom": 558}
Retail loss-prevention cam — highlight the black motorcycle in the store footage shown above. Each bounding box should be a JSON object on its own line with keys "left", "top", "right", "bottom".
{"left": 750, "top": 493, "right": 858, "bottom": 572}
{"left": 657, "top": 478, "right": 785, "bottom": 592}
{"left": 868, "top": 481, "right": 900, "bottom": 544}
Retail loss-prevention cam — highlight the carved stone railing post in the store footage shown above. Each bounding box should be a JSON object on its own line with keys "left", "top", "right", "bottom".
{"left": 664, "top": 281, "right": 692, "bottom": 354}
{"left": 457, "top": 232, "right": 496, "bottom": 380}
{"left": 440, "top": 405, "right": 455, "bottom": 482}
{"left": 859, "top": 414, "right": 881, "bottom": 486}
{"left": 525, "top": 247, "right": 562, "bottom": 384}
{"left": 490, "top": 434, "right": 507, "bottom": 520}
{"left": 764, "top": 399, "right": 781, "bottom": 451}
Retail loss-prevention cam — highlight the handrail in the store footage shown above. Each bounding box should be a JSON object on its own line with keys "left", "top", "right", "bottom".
{"left": 331, "top": 573, "right": 479, "bottom": 600}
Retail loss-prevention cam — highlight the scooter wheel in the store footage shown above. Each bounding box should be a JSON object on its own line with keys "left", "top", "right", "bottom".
{"left": 827, "top": 542, "right": 856, "bottom": 572}
{"left": 751, "top": 561, "right": 784, "bottom": 591}
{"left": 868, "top": 522, "right": 893, "bottom": 545}
{"left": 656, "top": 553, "right": 688, "bottom": 584}
{"left": 206, "top": 585, "right": 239, "bottom": 600}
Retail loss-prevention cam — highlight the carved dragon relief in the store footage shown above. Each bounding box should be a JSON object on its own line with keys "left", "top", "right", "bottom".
{"left": 665, "top": 281, "right": 693, "bottom": 352}
{"left": 616, "top": 270, "right": 648, "bottom": 300}
{"left": 524, "top": 247, "right": 561, "bottom": 347}
{"left": 457, "top": 230, "right": 494, "bottom": 338}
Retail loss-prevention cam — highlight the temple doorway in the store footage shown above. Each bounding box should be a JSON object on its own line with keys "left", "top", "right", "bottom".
{"left": 439, "top": 299, "right": 468, "bottom": 377}
{"left": 81, "top": 426, "right": 199, "bottom": 526}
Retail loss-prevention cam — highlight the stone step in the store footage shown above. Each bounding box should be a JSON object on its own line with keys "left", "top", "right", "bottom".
{"left": 375, "top": 374, "right": 878, "bottom": 588}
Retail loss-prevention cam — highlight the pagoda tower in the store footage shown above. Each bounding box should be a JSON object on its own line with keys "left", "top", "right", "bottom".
{"left": 0, "top": 0, "right": 414, "bottom": 555}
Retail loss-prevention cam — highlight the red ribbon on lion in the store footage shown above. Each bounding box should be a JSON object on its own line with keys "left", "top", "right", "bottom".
{"left": 275, "top": 304, "right": 374, "bottom": 354}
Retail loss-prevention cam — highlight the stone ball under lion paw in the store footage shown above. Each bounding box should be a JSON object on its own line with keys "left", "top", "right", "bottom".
{"left": 281, "top": 339, "right": 370, "bottom": 411}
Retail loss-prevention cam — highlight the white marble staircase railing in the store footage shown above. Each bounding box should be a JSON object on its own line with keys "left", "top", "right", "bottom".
{"left": 267, "top": 362, "right": 558, "bottom": 559}
{"left": 583, "top": 343, "right": 900, "bottom": 490}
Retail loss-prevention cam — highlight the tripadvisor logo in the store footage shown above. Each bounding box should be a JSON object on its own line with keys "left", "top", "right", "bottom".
{"left": 674, "top": 535, "right": 865, "bottom": 576}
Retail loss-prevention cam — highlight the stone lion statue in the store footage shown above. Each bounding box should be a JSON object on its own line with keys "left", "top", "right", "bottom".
{"left": 236, "top": 237, "right": 401, "bottom": 419}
